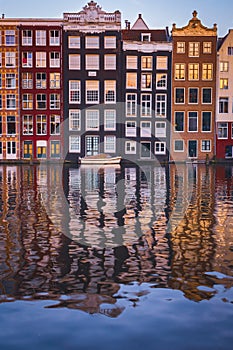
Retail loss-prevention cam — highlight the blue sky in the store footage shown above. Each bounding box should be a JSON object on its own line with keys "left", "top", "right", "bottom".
{"left": 0, "top": 0, "right": 232, "bottom": 37}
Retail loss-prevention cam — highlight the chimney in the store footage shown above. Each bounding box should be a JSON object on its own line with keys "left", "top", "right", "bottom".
{"left": 127, "top": 22, "right": 131, "bottom": 30}
{"left": 138, "top": 14, "right": 142, "bottom": 19}
{"left": 125, "top": 20, "right": 128, "bottom": 29}
{"left": 2, "top": 14, "right": 5, "bottom": 19}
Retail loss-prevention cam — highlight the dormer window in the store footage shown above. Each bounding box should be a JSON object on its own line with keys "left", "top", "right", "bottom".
{"left": 141, "top": 33, "right": 151, "bottom": 42}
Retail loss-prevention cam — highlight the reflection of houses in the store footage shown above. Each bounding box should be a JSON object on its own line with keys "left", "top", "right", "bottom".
{"left": 168, "top": 164, "right": 217, "bottom": 301}
{"left": 170, "top": 11, "right": 217, "bottom": 162}
{"left": 216, "top": 30, "right": 233, "bottom": 160}
{"left": 122, "top": 16, "right": 172, "bottom": 162}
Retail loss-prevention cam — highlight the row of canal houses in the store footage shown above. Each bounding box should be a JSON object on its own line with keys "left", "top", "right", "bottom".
{"left": 0, "top": 1, "right": 233, "bottom": 163}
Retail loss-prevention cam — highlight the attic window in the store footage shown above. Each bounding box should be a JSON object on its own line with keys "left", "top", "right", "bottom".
{"left": 141, "top": 33, "right": 151, "bottom": 42}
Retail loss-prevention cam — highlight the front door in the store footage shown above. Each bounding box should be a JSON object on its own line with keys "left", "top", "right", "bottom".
{"left": 86, "top": 136, "right": 100, "bottom": 156}
{"left": 188, "top": 140, "right": 197, "bottom": 158}
{"left": 141, "top": 142, "right": 151, "bottom": 159}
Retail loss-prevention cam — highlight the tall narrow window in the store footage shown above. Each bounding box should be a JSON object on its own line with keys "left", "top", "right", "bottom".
{"left": 50, "top": 115, "right": 60, "bottom": 135}
{"left": 104, "top": 81, "right": 116, "bottom": 103}
{"left": 22, "top": 52, "right": 33, "bottom": 67}
{"left": 155, "top": 94, "right": 166, "bottom": 117}
{"left": 126, "top": 93, "right": 137, "bottom": 116}
{"left": 174, "top": 112, "right": 184, "bottom": 132}
{"left": 188, "top": 112, "right": 198, "bottom": 132}
{"left": 22, "top": 30, "right": 32, "bottom": 45}
{"left": 141, "top": 94, "right": 151, "bottom": 117}
{"left": 23, "top": 115, "right": 33, "bottom": 135}
{"left": 69, "top": 110, "right": 80, "bottom": 131}
{"left": 36, "top": 30, "right": 46, "bottom": 46}
{"left": 50, "top": 30, "right": 60, "bottom": 46}
{"left": 189, "top": 42, "right": 199, "bottom": 57}
{"left": 69, "top": 80, "right": 81, "bottom": 104}
{"left": 86, "top": 81, "right": 99, "bottom": 104}
{"left": 174, "top": 64, "right": 185, "bottom": 80}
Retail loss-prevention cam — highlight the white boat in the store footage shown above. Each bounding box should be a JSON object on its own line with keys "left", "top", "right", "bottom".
{"left": 80, "top": 154, "right": 122, "bottom": 165}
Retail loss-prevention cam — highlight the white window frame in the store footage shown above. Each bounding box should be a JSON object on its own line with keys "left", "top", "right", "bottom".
{"left": 141, "top": 94, "right": 152, "bottom": 117}
{"left": 36, "top": 30, "right": 46, "bottom": 46}
{"left": 69, "top": 54, "right": 81, "bottom": 70}
{"left": 50, "top": 30, "right": 60, "bottom": 46}
{"left": 126, "top": 121, "right": 137, "bottom": 137}
{"left": 69, "top": 136, "right": 80, "bottom": 153}
{"left": 155, "top": 122, "right": 166, "bottom": 138}
{"left": 50, "top": 115, "right": 60, "bottom": 135}
{"left": 174, "top": 140, "right": 184, "bottom": 152}
{"left": 5, "top": 52, "right": 16, "bottom": 67}
{"left": 155, "top": 142, "right": 166, "bottom": 155}
{"left": 104, "top": 36, "right": 116, "bottom": 49}
{"left": 126, "top": 73, "right": 137, "bottom": 89}
{"left": 104, "top": 136, "right": 116, "bottom": 153}
{"left": 68, "top": 36, "right": 80, "bottom": 49}
{"left": 50, "top": 52, "right": 60, "bottom": 68}
{"left": 22, "top": 30, "right": 33, "bottom": 46}
{"left": 104, "top": 110, "right": 116, "bottom": 130}
{"left": 50, "top": 94, "right": 60, "bottom": 109}
{"left": 22, "top": 52, "right": 33, "bottom": 67}
{"left": 126, "top": 93, "right": 137, "bottom": 117}
{"left": 86, "top": 110, "right": 99, "bottom": 130}
{"left": 155, "top": 94, "right": 166, "bottom": 117}
{"left": 104, "top": 80, "right": 116, "bottom": 104}
{"left": 69, "top": 109, "right": 81, "bottom": 131}
{"left": 86, "top": 81, "right": 99, "bottom": 104}
{"left": 36, "top": 52, "right": 46, "bottom": 68}
{"left": 104, "top": 54, "right": 116, "bottom": 70}
{"left": 125, "top": 141, "right": 136, "bottom": 154}
{"left": 50, "top": 73, "right": 60, "bottom": 89}
{"left": 140, "top": 121, "right": 151, "bottom": 137}
{"left": 188, "top": 111, "right": 198, "bottom": 132}
{"left": 85, "top": 36, "right": 99, "bottom": 49}
{"left": 156, "top": 74, "right": 167, "bottom": 89}
{"left": 156, "top": 56, "right": 168, "bottom": 70}
{"left": 69, "top": 80, "right": 81, "bottom": 104}
{"left": 126, "top": 56, "right": 137, "bottom": 69}
{"left": 85, "top": 54, "right": 99, "bottom": 70}
{"left": 201, "top": 140, "right": 211, "bottom": 152}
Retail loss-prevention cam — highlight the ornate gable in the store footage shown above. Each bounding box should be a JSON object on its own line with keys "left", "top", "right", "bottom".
{"left": 172, "top": 11, "right": 217, "bottom": 37}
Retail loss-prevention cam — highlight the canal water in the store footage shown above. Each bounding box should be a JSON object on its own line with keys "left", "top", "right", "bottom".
{"left": 0, "top": 163, "right": 233, "bottom": 350}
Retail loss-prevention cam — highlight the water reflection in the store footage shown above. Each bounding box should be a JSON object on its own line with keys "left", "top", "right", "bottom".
{"left": 0, "top": 163, "right": 233, "bottom": 317}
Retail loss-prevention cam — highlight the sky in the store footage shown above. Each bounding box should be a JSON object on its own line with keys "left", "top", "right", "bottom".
{"left": 0, "top": 0, "right": 232, "bottom": 37}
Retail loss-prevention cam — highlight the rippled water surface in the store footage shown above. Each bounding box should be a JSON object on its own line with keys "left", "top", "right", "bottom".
{"left": 0, "top": 163, "right": 233, "bottom": 350}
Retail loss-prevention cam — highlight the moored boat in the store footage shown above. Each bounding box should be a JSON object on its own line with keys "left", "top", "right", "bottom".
{"left": 80, "top": 154, "right": 122, "bottom": 165}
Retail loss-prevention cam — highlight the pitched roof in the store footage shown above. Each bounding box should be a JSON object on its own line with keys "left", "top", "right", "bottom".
{"left": 131, "top": 14, "right": 149, "bottom": 30}
{"left": 122, "top": 29, "right": 168, "bottom": 42}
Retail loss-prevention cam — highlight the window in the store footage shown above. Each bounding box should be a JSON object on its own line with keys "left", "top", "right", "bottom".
{"left": 0, "top": 95, "right": 2, "bottom": 109}
{"left": 140, "top": 121, "right": 151, "bottom": 137}
{"left": 155, "top": 142, "right": 166, "bottom": 155}
{"left": 156, "top": 74, "right": 167, "bottom": 89}
{"left": 202, "top": 64, "right": 213, "bottom": 80}
{"left": 36, "top": 30, "right": 46, "bottom": 46}
{"left": 6, "top": 74, "right": 16, "bottom": 88}
{"left": 141, "top": 94, "right": 152, "bottom": 117}
{"left": 177, "top": 42, "right": 185, "bottom": 53}
{"left": 86, "top": 81, "right": 99, "bottom": 104}
{"left": 126, "top": 73, "right": 137, "bottom": 89}
{"left": 156, "top": 94, "right": 166, "bottom": 117}
{"left": 228, "top": 47, "right": 233, "bottom": 55}
{"left": 37, "top": 141, "right": 47, "bottom": 159}
{"left": 126, "top": 121, "right": 137, "bottom": 137}
{"left": 104, "top": 36, "right": 116, "bottom": 49}
{"left": 22, "top": 94, "right": 33, "bottom": 109}
{"left": 220, "top": 61, "right": 229, "bottom": 72}
{"left": 22, "top": 72, "right": 33, "bottom": 89}
{"left": 68, "top": 36, "right": 80, "bottom": 49}
{"left": 174, "top": 64, "right": 185, "bottom": 80}
{"left": 141, "top": 33, "right": 151, "bottom": 42}
{"left": 220, "top": 78, "right": 228, "bottom": 89}
{"left": 0, "top": 52, "right": 2, "bottom": 67}
{"left": 50, "top": 30, "right": 60, "bottom": 46}
{"left": 219, "top": 97, "right": 228, "bottom": 113}
{"left": 203, "top": 42, "right": 212, "bottom": 54}
{"left": 174, "top": 112, "right": 184, "bottom": 132}
{"left": 22, "top": 52, "right": 32, "bottom": 67}
{"left": 6, "top": 94, "right": 16, "bottom": 109}
{"left": 155, "top": 122, "right": 166, "bottom": 138}
{"left": 126, "top": 56, "right": 137, "bottom": 69}
{"left": 175, "top": 88, "right": 185, "bottom": 104}
{"left": 105, "top": 81, "right": 116, "bottom": 103}
{"left": 7, "top": 141, "right": 16, "bottom": 156}
{"left": 36, "top": 73, "right": 46, "bottom": 89}
{"left": 23, "top": 115, "right": 33, "bottom": 135}
{"left": 0, "top": 116, "right": 2, "bottom": 135}
{"left": 85, "top": 54, "right": 99, "bottom": 70}
{"left": 7, "top": 116, "right": 16, "bottom": 134}
{"left": 126, "top": 93, "right": 137, "bottom": 116}
{"left": 50, "top": 115, "right": 60, "bottom": 135}
{"left": 85, "top": 36, "right": 99, "bottom": 49}
{"left": 104, "top": 110, "right": 116, "bottom": 130}
{"left": 202, "top": 112, "right": 211, "bottom": 132}
{"left": 189, "top": 88, "right": 198, "bottom": 104}
{"left": 50, "top": 52, "right": 60, "bottom": 67}
{"left": 36, "top": 115, "right": 47, "bottom": 134}
{"left": 125, "top": 141, "right": 136, "bottom": 154}
{"left": 51, "top": 141, "right": 60, "bottom": 158}
{"left": 86, "top": 110, "right": 99, "bottom": 130}
{"left": 36, "top": 52, "right": 46, "bottom": 67}
{"left": 104, "top": 54, "right": 116, "bottom": 70}
{"left": 69, "top": 110, "right": 81, "bottom": 131}
{"left": 104, "top": 136, "right": 116, "bottom": 153}
{"left": 50, "top": 94, "right": 60, "bottom": 109}
{"left": 5, "top": 52, "right": 16, "bottom": 67}
{"left": 141, "top": 73, "right": 152, "bottom": 90}
{"left": 188, "top": 63, "right": 199, "bottom": 80}
{"left": 50, "top": 73, "right": 60, "bottom": 89}
{"left": 218, "top": 123, "right": 228, "bottom": 138}
{"left": 69, "top": 136, "right": 80, "bottom": 153}
{"left": 141, "top": 56, "right": 152, "bottom": 70}
{"left": 36, "top": 94, "right": 46, "bottom": 109}
{"left": 156, "top": 56, "right": 168, "bottom": 70}
{"left": 174, "top": 140, "right": 184, "bottom": 152}
{"left": 5, "top": 30, "right": 15, "bottom": 45}
{"left": 69, "top": 80, "right": 81, "bottom": 104}
{"left": 202, "top": 88, "right": 212, "bottom": 104}
{"left": 22, "top": 30, "right": 32, "bottom": 45}
{"left": 188, "top": 112, "right": 198, "bottom": 132}
{"left": 69, "top": 54, "right": 81, "bottom": 70}
{"left": 189, "top": 42, "right": 199, "bottom": 57}
{"left": 202, "top": 140, "right": 211, "bottom": 151}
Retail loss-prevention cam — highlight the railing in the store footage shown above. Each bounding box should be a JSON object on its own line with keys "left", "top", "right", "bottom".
{"left": 63, "top": 12, "right": 121, "bottom": 23}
